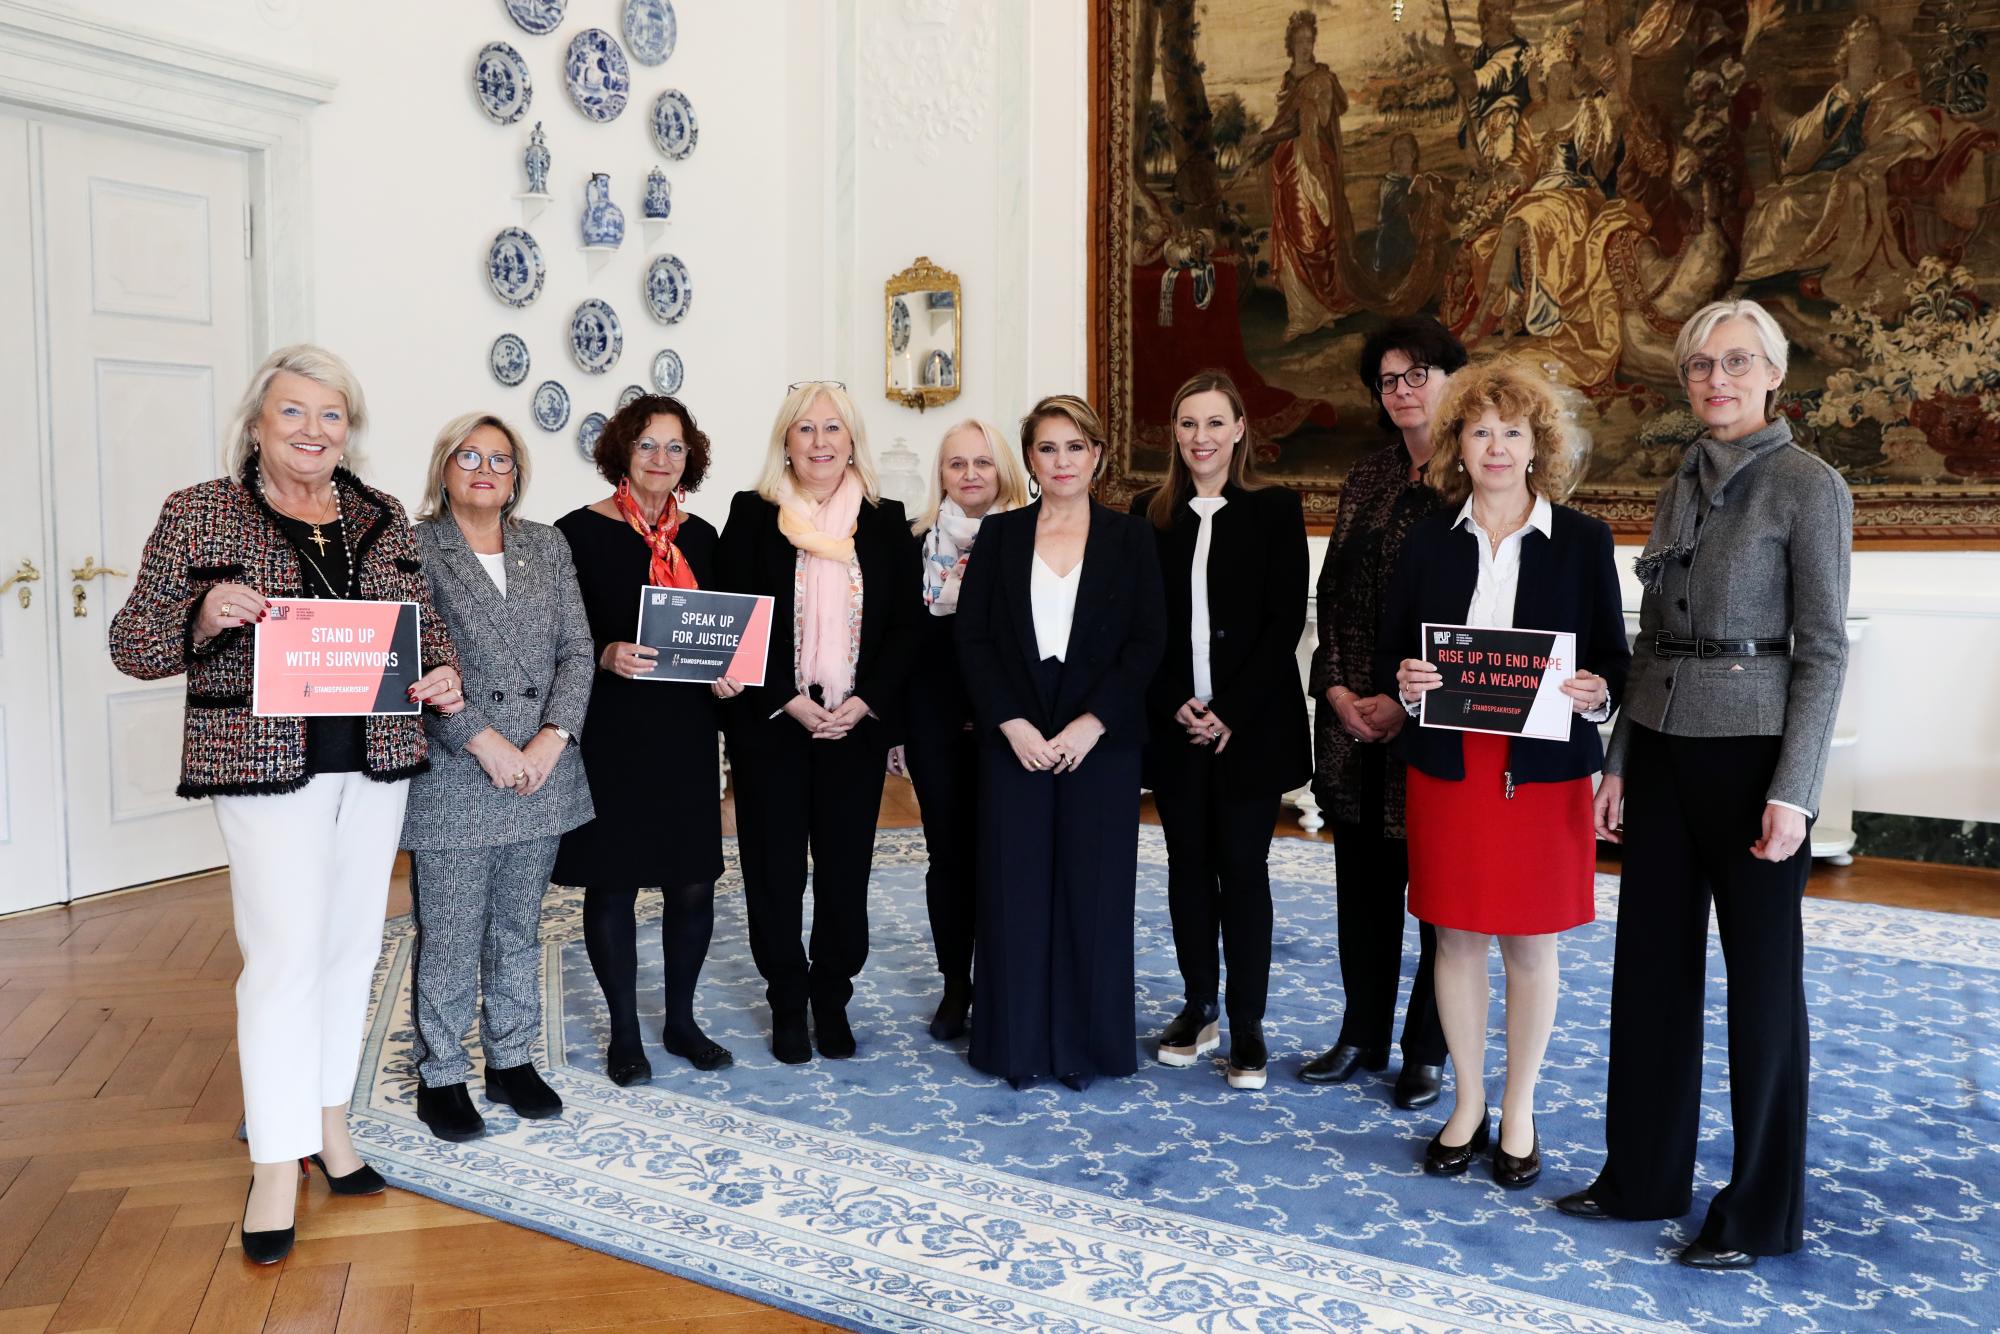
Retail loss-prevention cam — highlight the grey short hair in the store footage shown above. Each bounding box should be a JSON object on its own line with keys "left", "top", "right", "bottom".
{"left": 223, "top": 344, "right": 369, "bottom": 478}
{"left": 417, "top": 413, "right": 532, "bottom": 524}
{"left": 1673, "top": 299, "right": 1789, "bottom": 414}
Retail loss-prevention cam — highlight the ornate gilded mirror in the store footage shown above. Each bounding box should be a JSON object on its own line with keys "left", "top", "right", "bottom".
{"left": 885, "top": 257, "right": 961, "bottom": 411}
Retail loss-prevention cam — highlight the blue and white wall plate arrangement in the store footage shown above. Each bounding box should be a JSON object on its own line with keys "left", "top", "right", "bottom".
{"left": 490, "top": 333, "right": 531, "bottom": 387}
{"left": 474, "top": 41, "right": 532, "bottom": 124}
{"left": 643, "top": 168, "right": 671, "bottom": 221}
{"left": 644, "top": 254, "right": 691, "bottom": 324}
{"left": 487, "top": 228, "right": 547, "bottom": 307}
{"left": 651, "top": 349, "right": 684, "bottom": 395}
{"left": 622, "top": 0, "right": 676, "bottom": 66}
{"left": 532, "top": 380, "right": 571, "bottom": 432}
{"left": 650, "top": 90, "right": 698, "bottom": 160}
{"left": 580, "top": 173, "right": 625, "bottom": 247}
{"left": 570, "top": 298, "right": 624, "bottom": 374}
{"left": 564, "top": 28, "right": 631, "bottom": 123}
{"left": 618, "top": 384, "right": 646, "bottom": 411}
{"left": 577, "top": 411, "right": 609, "bottom": 460}
{"left": 503, "top": 0, "right": 565, "bottom": 36}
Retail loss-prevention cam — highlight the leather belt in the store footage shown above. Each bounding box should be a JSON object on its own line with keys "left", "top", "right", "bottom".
{"left": 1654, "top": 633, "right": 1791, "bottom": 659}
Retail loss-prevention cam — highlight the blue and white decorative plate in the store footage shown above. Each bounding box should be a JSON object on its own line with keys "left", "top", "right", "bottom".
{"left": 618, "top": 383, "right": 646, "bottom": 411}
{"left": 486, "top": 228, "right": 546, "bottom": 308}
{"left": 474, "top": 42, "right": 532, "bottom": 125}
{"left": 489, "top": 333, "right": 531, "bottom": 386}
{"left": 651, "top": 349, "right": 684, "bottom": 395}
{"left": 569, "top": 298, "right": 624, "bottom": 374}
{"left": 890, "top": 297, "right": 911, "bottom": 353}
{"left": 923, "top": 348, "right": 956, "bottom": 388}
{"left": 650, "top": 89, "right": 698, "bottom": 160}
{"left": 622, "top": 0, "right": 676, "bottom": 66}
{"left": 644, "top": 254, "right": 691, "bottom": 324}
{"left": 564, "top": 28, "right": 630, "bottom": 123}
{"left": 503, "top": 0, "right": 565, "bottom": 35}
{"left": 532, "top": 380, "right": 571, "bottom": 432}
{"left": 577, "top": 412, "right": 608, "bottom": 459}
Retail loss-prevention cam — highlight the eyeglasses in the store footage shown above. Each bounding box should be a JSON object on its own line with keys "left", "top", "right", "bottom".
{"left": 634, "top": 439, "right": 686, "bottom": 457}
{"left": 451, "top": 448, "right": 515, "bottom": 474}
{"left": 1681, "top": 351, "right": 1769, "bottom": 382}
{"left": 1377, "top": 365, "right": 1432, "bottom": 396}
{"left": 787, "top": 380, "right": 847, "bottom": 392}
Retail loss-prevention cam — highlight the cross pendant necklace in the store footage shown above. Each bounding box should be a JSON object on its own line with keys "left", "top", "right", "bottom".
{"left": 307, "top": 524, "right": 329, "bottom": 556}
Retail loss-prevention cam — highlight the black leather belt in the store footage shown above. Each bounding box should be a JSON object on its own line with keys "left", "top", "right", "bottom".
{"left": 1654, "top": 634, "right": 1791, "bottom": 659}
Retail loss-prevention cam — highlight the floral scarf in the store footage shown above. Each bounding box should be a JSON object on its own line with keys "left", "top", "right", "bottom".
{"left": 615, "top": 479, "right": 698, "bottom": 589}
{"left": 921, "top": 498, "right": 986, "bottom": 616}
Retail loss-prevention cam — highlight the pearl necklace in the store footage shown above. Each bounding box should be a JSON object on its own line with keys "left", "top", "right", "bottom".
{"left": 261, "top": 478, "right": 356, "bottom": 598}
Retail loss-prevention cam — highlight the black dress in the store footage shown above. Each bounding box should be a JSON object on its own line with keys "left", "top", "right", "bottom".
{"left": 552, "top": 507, "right": 723, "bottom": 889}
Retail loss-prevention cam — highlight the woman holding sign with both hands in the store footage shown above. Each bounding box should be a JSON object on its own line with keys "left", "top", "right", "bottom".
{"left": 1381, "top": 361, "right": 1628, "bottom": 1189}
{"left": 555, "top": 395, "right": 733, "bottom": 1083}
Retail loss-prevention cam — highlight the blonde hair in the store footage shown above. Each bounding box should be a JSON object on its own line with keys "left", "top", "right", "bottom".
{"left": 911, "top": 419, "right": 1031, "bottom": 535}
{"left": 754, "top": 382, "right": 881, "bottom": 505}
{"left": 224, "top": 344, "right": 369, "bottom": 478}
{"left": 1672, "top": 298, "right": 1790, "bottom": 418}
{"left": 417, "top": 413, "right": 532, "bottom": 525}
{"left": 1424, "top": 360, "right": 1581, "bottom": 504}
{"left": 1018, "top": 394, "right": 1108, "bottom": 483}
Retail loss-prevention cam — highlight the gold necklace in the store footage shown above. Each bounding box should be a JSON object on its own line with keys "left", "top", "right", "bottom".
{"left": 265, "top": 487, "right": 339, "bottom": 556}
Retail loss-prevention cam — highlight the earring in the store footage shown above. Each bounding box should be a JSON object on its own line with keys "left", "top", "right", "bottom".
{"left": 1527, "top": 461, "right": 1535, "bottom": 473}
{"left": 1456, "top": 461, "right": 1464, "bottom": 472}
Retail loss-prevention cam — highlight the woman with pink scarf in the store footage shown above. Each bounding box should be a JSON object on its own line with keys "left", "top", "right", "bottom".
{"left": 713, "top": 383, "right": 924, "bottom": 1064}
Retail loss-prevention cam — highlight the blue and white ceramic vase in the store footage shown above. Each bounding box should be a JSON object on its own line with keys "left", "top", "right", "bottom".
{"left": 524, "top": 121, "right": 550, "bottom": 195}
{"left": 581, "top": 172, "right": 624, "bottom": 247}
{"left": 643, "top": 167, "right": 671, "bottom": 221}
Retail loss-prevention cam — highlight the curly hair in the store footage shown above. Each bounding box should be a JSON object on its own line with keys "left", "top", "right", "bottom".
{"left": 594, "top": 394, "right": 711, "bottom": 492}
{"left": 1423, "top": 360, "right": 1580, "bottom": 504}
{"left": 1284, "top": 8, "right": 1317, "bottom": 51}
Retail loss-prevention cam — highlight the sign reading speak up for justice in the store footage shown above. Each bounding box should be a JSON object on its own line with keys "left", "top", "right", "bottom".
{"left": 252, "top": 598, "right": 421, "bottom": 716}
{"left": 1418, "top": 623, "right": 1578, "bottom": 742}
{"left": 634, "top": 586, "right": 774, "bottom": 686}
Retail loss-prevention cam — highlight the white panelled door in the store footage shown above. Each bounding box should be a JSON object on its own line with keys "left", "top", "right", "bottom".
{"left": 0, "top": 113, "right": 64, "bottom": 913}
{"left": 40, "top": 118, "right": 253, "bottom": 899}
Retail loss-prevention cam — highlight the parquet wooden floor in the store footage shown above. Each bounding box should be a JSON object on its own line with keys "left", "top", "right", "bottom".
{"left": 0, "top": 779, "right": 1992, "bottom": 1331}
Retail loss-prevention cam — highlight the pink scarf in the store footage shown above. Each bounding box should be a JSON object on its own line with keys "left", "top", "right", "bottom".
{"left": 776, "top": 470, "right": 864, "bottom": 706}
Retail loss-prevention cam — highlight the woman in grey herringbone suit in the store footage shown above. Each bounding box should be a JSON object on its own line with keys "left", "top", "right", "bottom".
{"left": 1555, "top": 299, "right": 1853, "bottom": 1271}
{"left": 402, "top": 414, "right": 596, "bottom": 1142}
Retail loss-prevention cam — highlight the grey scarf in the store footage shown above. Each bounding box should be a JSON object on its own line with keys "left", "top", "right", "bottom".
{"left": 1633, "top": 418, "right": 1794, "bottom": 593}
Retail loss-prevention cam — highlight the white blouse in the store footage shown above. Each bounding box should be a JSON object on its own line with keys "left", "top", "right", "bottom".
{"left": 1031, "top": 552, "right": 1082, "bottom": 662}
{"left": 1187, "top": 495, "right": 1227, "bottom": 701}
{"left": 474, "top": 548, "right": 508, "bottom": 597}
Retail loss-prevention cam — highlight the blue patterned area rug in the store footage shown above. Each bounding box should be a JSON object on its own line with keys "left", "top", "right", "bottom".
{"left": 352, "top": 830, "right": 2000, "bottom": 1333}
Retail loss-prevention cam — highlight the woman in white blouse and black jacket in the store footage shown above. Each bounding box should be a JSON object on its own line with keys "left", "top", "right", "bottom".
{"left": 1131, "top": 372, "right": 1309, "bottom": 1090}
{"left": 1384, "top": 361, "right": 1628, "bottom": 1190}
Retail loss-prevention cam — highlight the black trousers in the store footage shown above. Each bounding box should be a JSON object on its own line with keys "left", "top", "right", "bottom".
{"left": 728, "top": 719, "right": 889, "bottom": 1016}
{"left": 1151, "top": 747, "right": 1277, "bottom": 1029}
{"left": 1331, "top": 821, "right": 1447, "bottom": 1066}
{"left": 904, "top": 681, "right": 978, "bottom": 985}
{"left": 1589, "top": 725, "right": 1811, "bottom": 1255}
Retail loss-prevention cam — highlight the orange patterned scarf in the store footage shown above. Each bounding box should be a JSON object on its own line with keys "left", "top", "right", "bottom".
{"left": 615, "top": 479, "right": 698, "bottom": 589}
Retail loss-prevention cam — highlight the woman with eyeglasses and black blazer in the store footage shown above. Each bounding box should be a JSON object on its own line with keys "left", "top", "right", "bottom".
{"left": 955, "top": 394, "right": 1166, "bottom": 1092}
{"left": 1131, "top": 371, "right": 1309, "bottom": 1091}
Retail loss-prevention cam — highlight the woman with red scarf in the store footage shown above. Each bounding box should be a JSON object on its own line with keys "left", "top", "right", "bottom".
{"left": 555, "top": 395, "right": 731, "bottom": 1083}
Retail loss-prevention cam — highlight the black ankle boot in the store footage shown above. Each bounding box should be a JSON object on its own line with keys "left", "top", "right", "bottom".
{"left": 929, "top": 977, "right": 973, "bottom": 1041}
{"left": 416, "top": 1082, "right": 486, "bottom": 1142}
{"left": 1157, "top": 999, "right": 1220, "bottom": 1067}
{"left": 485, "top": 1064, "right": 563, "bottom": 1119}
{"left": 813, "top": 1003, "right": 857, "bottom": 1059}
{"left": 771, "top": 1011, "right": 812, "bottom": 1064}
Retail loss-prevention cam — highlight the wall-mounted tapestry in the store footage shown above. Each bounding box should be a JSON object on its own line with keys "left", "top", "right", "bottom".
{"left": 1088, "top": 0, "right": 2000, "bottom": 540}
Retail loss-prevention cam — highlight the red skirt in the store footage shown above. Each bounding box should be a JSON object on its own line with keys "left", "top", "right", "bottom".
{"left": 1406, "top": 730, "right": 1596, "bottom": 935}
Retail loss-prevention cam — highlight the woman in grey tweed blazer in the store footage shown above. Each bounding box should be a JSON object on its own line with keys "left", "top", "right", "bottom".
{"left": 1556, "top": 300, "right": 1852, "bottom": 1270}
{"left": 401, "top": 414, "right": 596, "bottom": 1142}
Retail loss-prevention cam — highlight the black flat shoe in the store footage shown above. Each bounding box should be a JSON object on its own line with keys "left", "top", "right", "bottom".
{"left": 1422, "top": 1112, "right": 1491, "bottom": 1176}
{"left": 239, "top": 1167, "right": 302, "bottom": 1266}
{"left": 1225, "top": 1026, "right": 1268, "bottom": 1090}
{"left": 664, "top": 1029, "right": 735, "bottom": 1071}
{"left": 485, "top": 1063, "right": 563, "bottom": 1119}
{"left": 1491, "top": 1122, "right": 1541, "bottom": 1190}
{"left": 1299, "top": 1043, "right": 1388, "bottom": 1085}
{"left": 813, "top": 1005, "right": 856, "bottom": 1060}
{"left": 307, "top": 1153, "right": 385, "bottom": 1197}
{"left": 1059, "top": 1073, "right": 1094, "bottom": 1092}
{"left": 1555, "top": 1191, "right": 1611, "bottom": 1219}
{"left": 1393, "top": 1063, "right": 1445, "bottom": 1110}
{"left": 772, "top": 1011, "right": 812, "bottom": 1065}
{"left": 1679, "top": 1241, "right": 1757, "bottom": 1271}
{"left": 416, "top": 1081, "right": 487, "bottom": 1142}
{"left": 1157, "top": 999, "right": 1220, "bottom": 1068}
{"left": 929, "top": 977, "right": 972, "bottom": 1041}
{"left": 607, "top": 1048, "right": 654, "bottom": 1086}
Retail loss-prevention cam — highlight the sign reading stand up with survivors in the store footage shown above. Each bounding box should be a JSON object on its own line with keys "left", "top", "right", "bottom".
{"left": 1418, "top": 623, "right": 1578, "bottom": 742}
{"left": 634, "top": 586, "right": 774, "bottom": 686}
{"left": 253, "top": 598, "right": 421, "bottom": 716}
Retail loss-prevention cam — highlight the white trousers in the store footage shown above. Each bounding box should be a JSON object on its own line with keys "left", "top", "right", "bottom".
{"left": 212, "top": 771, "right": 408, "bottom": 1163}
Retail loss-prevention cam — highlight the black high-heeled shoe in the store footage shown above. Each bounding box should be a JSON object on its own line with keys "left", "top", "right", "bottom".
{"left": 1491, "top": 1120, "right": 1541, "bottom": 1190}
{"left": 929, "top": 977, "right": 973, "bottom": 1042}
{"left": 307, "top": 1153, "right": 386, "bottom": 1197}
{"left": 240, "top": 1163, "right": 305, "bottom": 1265}
{"left": 1422, "top": 1112, "right": 1491, "bottom": 1176}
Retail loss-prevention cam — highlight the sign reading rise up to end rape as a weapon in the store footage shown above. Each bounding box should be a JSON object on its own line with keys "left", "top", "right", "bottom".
{"left": 1418, "top": 623, "right": 1579, "bottom": 742}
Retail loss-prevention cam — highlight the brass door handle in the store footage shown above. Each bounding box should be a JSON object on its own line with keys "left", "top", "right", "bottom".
{"left": 0, "top": 558, "right": 39, "bottom": 609}
{"left": 71, "top": 556, "right": 127, "bottom": 583}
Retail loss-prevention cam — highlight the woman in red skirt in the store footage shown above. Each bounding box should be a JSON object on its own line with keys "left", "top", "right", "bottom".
{"left": 1378, "top": 362, "right": 1629, "bottom": 1189}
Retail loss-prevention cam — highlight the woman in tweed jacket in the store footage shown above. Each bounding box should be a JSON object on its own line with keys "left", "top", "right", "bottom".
{"left": 1556, "top": 300, "right": 1853, "bottom": 1271}
{"left": 109, "top": 346, "right": 462, "bottom": 1266}
{"left": 401, "top": 414, "right": 595, "bottom": 1143}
